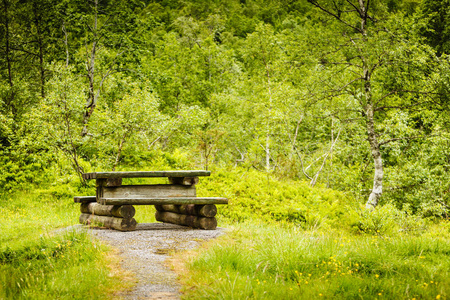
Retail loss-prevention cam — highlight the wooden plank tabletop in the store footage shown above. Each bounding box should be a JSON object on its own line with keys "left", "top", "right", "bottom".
{"left": 82, "top": 170, "right": 211, "bottom": 180}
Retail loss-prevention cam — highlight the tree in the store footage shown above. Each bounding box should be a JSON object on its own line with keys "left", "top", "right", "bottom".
{"left": 28, "top": 63, "right": 87, "bottom": 181}
{"left": 92, "top": 82, "right": 166, "bottom": 170}
{"left": 420, "top": 0, "right": 450, "bottom": 56}
{"left": 307, "top": 0, "right": 436, "bottom": 208}
{"left": 56, "top": 0, "right": 144, "bottom": 136}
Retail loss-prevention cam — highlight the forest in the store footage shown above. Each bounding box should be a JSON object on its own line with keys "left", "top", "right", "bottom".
{"left": 1, "top": 0, "right": 450, "bottom": 299}
{"left": 1, "top": 0, "right": 450, "bottom": 211}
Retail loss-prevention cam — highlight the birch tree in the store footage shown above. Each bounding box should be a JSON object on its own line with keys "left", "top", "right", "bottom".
{"left": 307, "top": 0, "right": 436, "bottom": 208}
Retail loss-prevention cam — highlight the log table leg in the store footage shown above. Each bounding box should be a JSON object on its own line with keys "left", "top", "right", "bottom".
{"left": 79, "top": 213, "right": 137, "bottom": 231}
{"left": 155, "top": 211, "right": 217, "bottom": 230}
{"left": 80, "top": 202, "right": 136, "bottom": 219}
{"left": 155, "top": 204, "right": 217, "bottom": 218}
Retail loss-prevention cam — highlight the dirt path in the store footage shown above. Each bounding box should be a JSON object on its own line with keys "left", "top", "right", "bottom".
{"left": 88, "top": 223, "right": 225, "bottom": 300}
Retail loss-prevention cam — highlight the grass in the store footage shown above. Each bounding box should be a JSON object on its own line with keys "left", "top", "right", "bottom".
{"left": 0, "top": 189, "right": 134, "bottom": 299}
{"left": 172, "top": 167, "right": 450, "bottom": 299}
{"left": 134, "top": 205, "right": 157, "bottom": 223}
{"left": 175, "top": 221, "right": 450, "bottom": 300}
{"left": 2, "top": 166, "right": 450, "bottom": 299}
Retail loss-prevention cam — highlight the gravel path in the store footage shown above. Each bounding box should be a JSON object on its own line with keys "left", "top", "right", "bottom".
{"left": 88, "top": 223, "right": 225, "bottom": 300}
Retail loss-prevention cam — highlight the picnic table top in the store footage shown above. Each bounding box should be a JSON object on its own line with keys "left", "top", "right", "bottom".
{"left": 82, "top": 170, "right": 211, "bottom": 180}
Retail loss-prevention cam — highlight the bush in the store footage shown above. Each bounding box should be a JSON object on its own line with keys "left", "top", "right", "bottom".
{"left": 0, "top": 149, "right": 55, "bottom": 192}
{"left": 197, "top": 167, "right": 353, "bottom": 230}
{"left": 348, "top": 203, "right": 428, "bottom": 235}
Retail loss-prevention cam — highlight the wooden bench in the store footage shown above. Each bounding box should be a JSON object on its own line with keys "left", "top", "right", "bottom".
{"left": 74, "top": 170, "right": 228, "bottom": 231}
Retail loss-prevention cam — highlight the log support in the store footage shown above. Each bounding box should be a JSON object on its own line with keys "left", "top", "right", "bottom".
{"left": 80, "top": 202, "right": 136, "bottom": 218}
{"left": 168, "top": 177, "right": 199, "bottom": 186}
{"left": 79, "top": 213, "right": 137, "bottom": 231}
{"left": 155, "top": 211, "right": 217, "bottom": 230}
{"left": 99, "top": 197, "right": 228, "bottom": 206}
{"left": 155, "top": 204, "right": 217, "bottom": 218}
{"left": 74, "top": 196, "right": 97, "bottom": 203}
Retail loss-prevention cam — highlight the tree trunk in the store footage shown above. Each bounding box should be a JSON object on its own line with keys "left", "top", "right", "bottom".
{"left": 113, "top": 131, "right": 127, "bottom": 171}
{"left": 3, "top": 0, "right": 13, "bottom": 88}
{"left": 81, "top": 0, "right": 98, "bottom": 136}
{"left": 32, "top": 1, "right": 45, "bottom": 98}
{"left": 365, "top": 102, "right": 383, "bottom": 209}
{"left": 306, "top": 0, "right": 388, "bottom": 208}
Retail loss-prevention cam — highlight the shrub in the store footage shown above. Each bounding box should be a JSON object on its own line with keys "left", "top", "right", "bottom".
{"left": 197, "top": 167, "right": 353, "bottom": 230}
{"left": 350, "top": 203, "right": 427, "bottom": 235}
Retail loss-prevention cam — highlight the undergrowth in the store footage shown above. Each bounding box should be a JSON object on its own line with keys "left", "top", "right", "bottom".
{"left": 0, "top": 230, "right": 130, "bottom": 299}
{"left": 197, "top": 168, "right": 428, "bottom": 235}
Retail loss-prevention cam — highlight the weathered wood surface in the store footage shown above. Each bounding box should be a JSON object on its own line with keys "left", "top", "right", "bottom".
{"left": 179, "top": 204, "right": 217, "bottom": 217}
{"left": 155, "top": 211, "right": 217, "bottom": 230}
{"left": 99, "top": 197, "right": 229, "bottom": 206}
{"left": 80, "top": 203, "right": 136, "bottom": 219}
{"left": 155, "top": 204, "right": 217, "bottom": 218}
{"left": 95, "top": 178, "right": 122, "bottom": 187}
{"left": 74, "top": 196, "right": 97, "bottom": 203}
{"left": 168, "top": 176, "right": 199, "bottom": 186}
{"left": 79, "top": 213, "right": 137, "bottom": 231}
{"left": 83, "top": 170, "right": 211, "bottom": 180}
{"left": 98, "top": 184, "right": 196, "bottom": 199}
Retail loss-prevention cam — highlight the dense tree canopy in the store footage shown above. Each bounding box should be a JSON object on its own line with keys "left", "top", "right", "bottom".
{"left": 0, "top": 0, "right": 449, "bottom": 214}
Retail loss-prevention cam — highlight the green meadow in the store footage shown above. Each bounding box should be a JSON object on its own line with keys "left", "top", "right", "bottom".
{"left": 1, "top": 167, "right": 450, "bottom": 299}
{"left": 0, "top": 188, "right": 132, "bottom": 299}
{"left": 177, "top": 222, "right": 450, "bottom": 299}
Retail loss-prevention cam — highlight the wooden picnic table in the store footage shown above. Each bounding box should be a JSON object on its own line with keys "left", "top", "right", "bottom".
{"left": 75, "top": 170, "right": 228, "bottom": 231}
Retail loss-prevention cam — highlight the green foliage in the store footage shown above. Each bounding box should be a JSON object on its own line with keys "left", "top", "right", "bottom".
{"left": 350, "top": 203, "right": 427, "bottom": 235}
{"left": 197, "top": 167, "right": 352, "bottom": 229}
{"left": 0, "top": 149, "right": 55, "bottom": 192}
{"left": 180, "top": 222, "right": 450, "bottom": 300}
{"left": 197, "top": 168, "right": 439, "bottom": 235}
{"left": 2, "top": 1, "right": 450, "bottom": 298}
{"left": 0, "top": 0, "right": 449, "bottom": 216}
{"left": 419, "top": 0, "right": 450, "bottom": 56}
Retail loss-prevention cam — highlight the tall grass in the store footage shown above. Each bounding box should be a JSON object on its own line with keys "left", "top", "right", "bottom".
{"left": 178, "top": 222, "right": 450, "bottom": 299}
{"left": 0, "top": 230, "right": 126, "bottom": 299}
{"left": 0, "top": 190, "right": 132, "bottom": 299}
{"left": 0, "top": 191, "right": 79, "bottom": 248}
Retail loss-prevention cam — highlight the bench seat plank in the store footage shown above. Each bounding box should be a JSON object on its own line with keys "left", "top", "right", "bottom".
{"left": 74, "top": 196, "right": 97, "bottom": 203}
{"left": 83, "top": 170, "right": 211, "bottom": 180}
{"left": 99, "top": 197, "right": 228, "bottom": 206}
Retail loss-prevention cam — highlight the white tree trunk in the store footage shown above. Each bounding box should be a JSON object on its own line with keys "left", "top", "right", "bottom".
{"left": 266, "top": 132, "right": 270, "bottom": 171}
{"left": 365, "top": 103, "right": 383, "bottom": 209}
